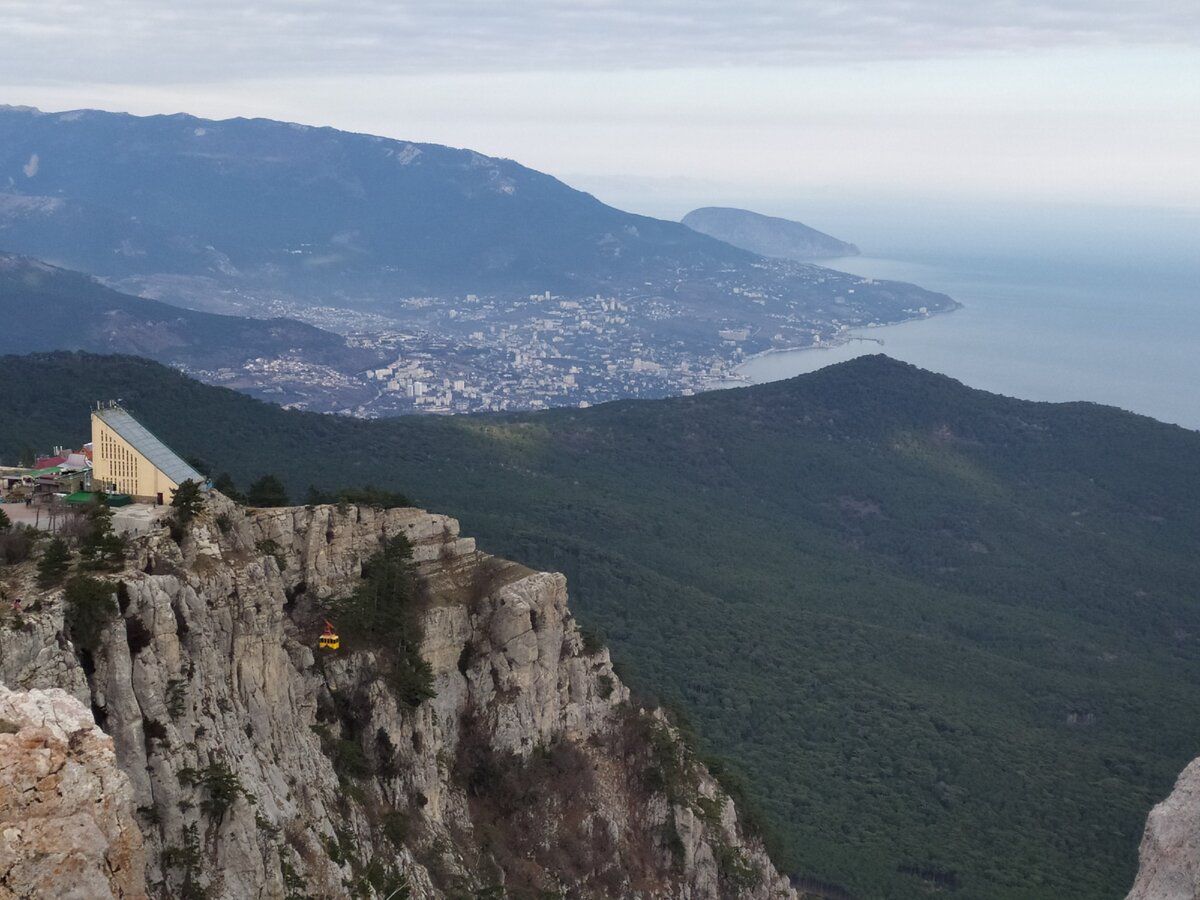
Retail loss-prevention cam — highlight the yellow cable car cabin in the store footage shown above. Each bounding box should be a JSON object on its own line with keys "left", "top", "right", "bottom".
{"left": 318, "top": 621, "right": 340, "bottom": 651}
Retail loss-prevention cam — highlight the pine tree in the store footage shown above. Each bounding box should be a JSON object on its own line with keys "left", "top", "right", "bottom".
{"left": 80, "top": 498, "right": 126, "bottom": 569}
{"left": 333, "top": 535, "right": 433, "bottom": 706}
{"left": 212, "top": 472, "right": 244, "bottom": 502}
{"left": 37, "top": 537, "right": 71, "bottom": 587}
{"left": 171, "top": 479, "right": 204, "bottom": 524}
{"left": 246, "top": 474, "right": 289, "bottom": 507}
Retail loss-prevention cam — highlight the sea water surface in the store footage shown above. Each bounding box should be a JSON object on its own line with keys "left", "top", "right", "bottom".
{"left": 728, "top": 214, "right": 1200, "bottom": 431}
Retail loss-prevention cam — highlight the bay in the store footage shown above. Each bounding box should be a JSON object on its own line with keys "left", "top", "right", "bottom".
{"left": 729, "top": 249, "right": 1200, "bottom": 431}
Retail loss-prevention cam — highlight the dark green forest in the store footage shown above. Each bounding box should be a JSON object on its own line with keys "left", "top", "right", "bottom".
{"left": 3, "top": 351, "right": 1200, "bottom": 900}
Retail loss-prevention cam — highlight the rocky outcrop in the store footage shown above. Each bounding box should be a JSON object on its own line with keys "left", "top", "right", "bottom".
{"left": 0, "top": 607, "right": 90, "bottom": 703}
{"left": 0, "top": 494, "right": 795, "bottom": 898}
{"left": 1126, "top": 757, "right": 1200, "bottom": 900}
{"left": 0, "top": 686, "right": 147, "bottom": 899}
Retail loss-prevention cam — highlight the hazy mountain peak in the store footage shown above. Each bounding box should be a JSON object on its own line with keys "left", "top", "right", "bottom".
{"left": 682, "top": 205, "right": 859, "bottom": 260}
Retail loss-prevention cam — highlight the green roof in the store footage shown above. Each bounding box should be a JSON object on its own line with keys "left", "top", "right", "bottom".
{"left": 63, "top": 491, "right": 133, "bottom": 507}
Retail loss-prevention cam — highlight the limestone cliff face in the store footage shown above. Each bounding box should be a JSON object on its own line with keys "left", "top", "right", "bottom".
{"left": 0, "top": 495, "right": 795, "bottom": 899}
{"left": 1126, "top": 757, "right": 1200, "bottom": 900}
{"left": 0, "top": 685, "right": 147, "bottom": 899}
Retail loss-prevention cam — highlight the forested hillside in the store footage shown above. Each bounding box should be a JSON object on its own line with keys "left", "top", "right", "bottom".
{"left": 0, "top": 252, "right": 369, "bottom": 370}
{"left": 3, "top": 351, "right": 1200, "bottom": 900}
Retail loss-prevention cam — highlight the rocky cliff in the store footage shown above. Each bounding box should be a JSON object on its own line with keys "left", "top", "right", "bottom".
{"left": 0, "top": 685, "right": 147, "bottom": 899}
{"left": 0, "top": 494, "right": 795, "bottom": 899}
{"left": 1126, "top": 757, "right": 1200, "bottom": 900}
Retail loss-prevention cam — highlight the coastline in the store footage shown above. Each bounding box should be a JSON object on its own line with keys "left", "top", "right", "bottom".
{"left": 717, "top": 303, "right": 962, "bottom": 388}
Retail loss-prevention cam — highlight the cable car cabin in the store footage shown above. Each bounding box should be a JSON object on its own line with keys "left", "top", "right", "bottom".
{"left": 317, "top": 621, "right": 340, "bottom": 651}
{"left": 317, "top": 632, "right": 339, "bottom": 650}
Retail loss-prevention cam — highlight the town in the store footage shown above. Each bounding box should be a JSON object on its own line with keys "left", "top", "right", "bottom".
{"left": 183, "top": 258, "right": 947, "bottom": 416}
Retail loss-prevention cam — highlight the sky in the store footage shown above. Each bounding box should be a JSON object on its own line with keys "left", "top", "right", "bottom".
{"left": 2, "top": 1, "right": 1199, "bottom": 226}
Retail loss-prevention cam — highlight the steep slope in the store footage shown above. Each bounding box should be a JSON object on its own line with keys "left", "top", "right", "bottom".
{"left": 0, "top": 686, "right": 147, "bottom": 899}
{"left": 1126, "top": 757, "right": 1200, "bottom": 900}
{"left": 0, "top": 497, "right": 793, "bottom": 899}
{"left": 0, "top": 105, "right": 750, "bottom": 295}
{"left": 0, "top": 252, "right": 371, "bottom": 371}
{"left": 682, "top": 207, "right": 859, "bottom": 259}
{"left": 3, "top": 351, "right": 1200, "bottom": 899}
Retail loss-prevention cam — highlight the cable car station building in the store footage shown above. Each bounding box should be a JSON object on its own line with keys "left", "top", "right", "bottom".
{"left": 91, "top": 402, "right": 205, "bottom": 505}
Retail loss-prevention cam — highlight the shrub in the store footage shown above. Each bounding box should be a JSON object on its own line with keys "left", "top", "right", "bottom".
{"left": 0, "top": 525, "right": 38, "bottom": 565}
{"left": 165, "top": 678, "right": 187, "bottom": 718}
{"left": 597, "top": 674, "right": 615, "bottom": 699}
{"left": 355, "top": 859, "right": 409, "bottom": 898}
{"left": 255, "top": 538, "right": 287, "bottom": 571}
{"left": 161, "top": 821, "right": 204, "bottom": 900}
{"left": 390, "top": 653, "right": 436, "bottom": 708}
{"left": 278, "top": 850, "right": 308, "bottom": 900}
{"left": 170, "top": 479, "right": 204, "bottom": 525}
{"left": 381, "top": 810, "right": 411, "bottom": 847}
{"left": 125, "top": 615, "right": 153, "bottom": 654}
{"left": 580, "top": 623, "right": 606, "bottom": 655}
{"left": 716, "top": 843, "right": 761, "bottom": 891}
{"left": 305, "top": 485, "right": 412, "bottom": 509}
{"left": 313, "top": 724, "right": 373, "bottom": 783}
{"left": 63, "top": 576, "right": 118, "bottom": 652}
{"left": 332, "top": 535, "right": 434, "bottom": 706}
{"left": 246, "top": 474, "right": 290, "bottom": 507}
{"left": 178, "top": 761, "right": 255, "bottom": 822}
{"left": 36, "top": 537, "right": 71, "bottom": 586}
{"left": 331, "top": 737, "right": 372, "bottom": 781}
{"left": 212, "top": 472, "right": 244, "bottom": 503}
{"left": 78, "top": 498, "right": 125, "bottom": 569}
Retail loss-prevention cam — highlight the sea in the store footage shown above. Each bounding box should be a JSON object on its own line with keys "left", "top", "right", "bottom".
{"left": 720, "top": 203, "right": 1200, "bottom": 431}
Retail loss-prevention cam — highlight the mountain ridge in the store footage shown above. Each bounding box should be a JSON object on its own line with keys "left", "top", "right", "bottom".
{"left": 0, "top": 251, "right": 361, "bottom": 365}
{"left": 0, "top": 104, "right": 954, "bottom": 364}
{"left": 0, "top": 104, "right": 755, "bottom": 296}
{"left": 0, "top": 251, "right": 382, "bottom": 409}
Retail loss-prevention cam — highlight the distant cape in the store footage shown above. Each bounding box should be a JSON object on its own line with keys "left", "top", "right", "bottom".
{"left": 682, "top": 206, "right": 859, "bottom": 260}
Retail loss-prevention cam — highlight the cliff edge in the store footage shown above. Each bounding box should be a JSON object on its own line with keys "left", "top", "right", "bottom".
{"left": 1126, "top": 757, "right": 1200, "bottom": 900}
{"left": 0, "top": 685, "right": 147, "bottom": 899}
{"left": 0, "top": 493, "right": 794, "bottom": 899}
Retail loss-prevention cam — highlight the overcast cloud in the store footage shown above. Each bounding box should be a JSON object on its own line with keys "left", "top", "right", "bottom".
{"left": 3, "top": 2, "right": 1199, "bottom": 215}
{"left": 2, "top": 0, "right": 1198, "bottom": 84}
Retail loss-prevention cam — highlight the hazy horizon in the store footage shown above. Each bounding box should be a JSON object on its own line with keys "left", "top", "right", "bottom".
{"left": 3, "top": 0, "right": 1198, "bottom": 217}
{"left": 4, "top": 1, "right": 1197, "bottom": 431}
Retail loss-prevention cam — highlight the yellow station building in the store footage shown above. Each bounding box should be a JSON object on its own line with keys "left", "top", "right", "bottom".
{"left": 91, "top": 403, "right": 205, "bottom": 504}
